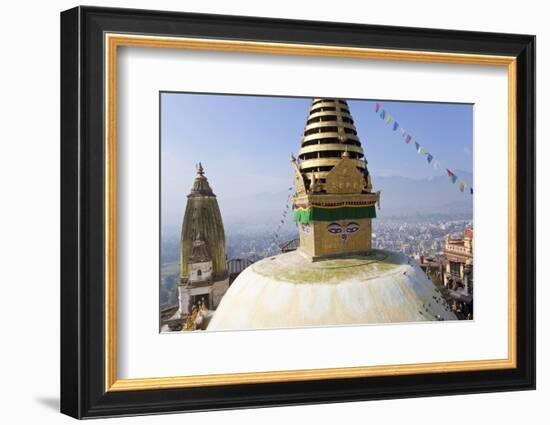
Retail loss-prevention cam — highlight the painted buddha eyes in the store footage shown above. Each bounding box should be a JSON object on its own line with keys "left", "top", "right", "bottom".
{"left": 346, "top": 223, "right": 360, "bottom": 233}
{"left": 327, "top": 223, "right": 343, "bottom": 234}
{"left": 327, "top": 222, "right": 360, "bottom": 234}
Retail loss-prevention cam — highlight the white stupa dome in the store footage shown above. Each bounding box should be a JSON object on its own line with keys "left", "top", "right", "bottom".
{"left": 207, "top": 249, "right": 456, "bottom": 331}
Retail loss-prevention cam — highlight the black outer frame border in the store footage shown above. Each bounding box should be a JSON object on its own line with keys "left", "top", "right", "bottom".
{"left": 60, "top": 5, "right": 536, "bottom": 419}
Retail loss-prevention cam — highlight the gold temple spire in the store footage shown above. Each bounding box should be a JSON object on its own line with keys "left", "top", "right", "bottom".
{"left": 292, "top": 98, "right": 381, "bottom": 259}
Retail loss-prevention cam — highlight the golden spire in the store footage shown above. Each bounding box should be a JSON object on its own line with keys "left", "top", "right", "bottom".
{"left": 292, "top": 98, "right": 380, "bottom": 259}
{"left": 297, "top": 98, "right": 370, "bottom": 194}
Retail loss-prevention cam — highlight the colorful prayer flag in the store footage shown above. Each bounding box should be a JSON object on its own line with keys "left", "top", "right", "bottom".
{"left": 405, "top": 134, "right": 412, "bottom": 143}
{"left": 415, "top": 142, "right": 420, "bottom": 151}
{"left": 400, "top": 128, "right": 405, "bottom": 135}
{"left": 375, "top": 103, "right": 381, "bottom": 113}
{"left": 393, "top": 122, "right": 399, "bottom": 131}
{"left": 459, "top": 181, "right": 466, "bottom": 192}
{"left": 434, "top": 160, "right": 440, "bottom": 170}
{"left": 427, "top": 154, "right": 433, "bottom": 163}
{"left": 470, "top": 187, "right": 473, "bottom": 195}
{"left": 386, "top": 115, "right": 392, "bottom": 124}
{"left": 380, "top": 110, "right": 386, "bottom": 119}
{"left": 446, "top": 169, "right": 458, "bottom": 184}
{"left": 422, "top": 147, "right": 428, "bottom": 155}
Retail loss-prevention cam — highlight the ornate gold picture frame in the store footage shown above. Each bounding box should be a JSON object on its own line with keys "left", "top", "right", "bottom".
{"left": 61, "top": 6, "right": 535, "bottom": 419}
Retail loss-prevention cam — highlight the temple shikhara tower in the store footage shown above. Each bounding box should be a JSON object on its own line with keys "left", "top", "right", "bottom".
{"left": 177, "top": 163, "right": 229, "bottom": 318}
{"left": 292, "top": 98, "right": 380, "bottom": 259}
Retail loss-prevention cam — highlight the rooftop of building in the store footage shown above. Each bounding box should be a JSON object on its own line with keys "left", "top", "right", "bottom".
{"left": 448, "top": 227, "right": 474, "bottom": 243}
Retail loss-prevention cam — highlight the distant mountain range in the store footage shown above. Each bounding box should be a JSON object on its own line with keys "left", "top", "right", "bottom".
{"left": 373, "top": 171, "right": 473, "bottom": 217}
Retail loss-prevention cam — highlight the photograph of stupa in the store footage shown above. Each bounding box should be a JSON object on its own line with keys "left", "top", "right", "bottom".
{"left": 160, "top": 94, "right": 474, "bottom": 332}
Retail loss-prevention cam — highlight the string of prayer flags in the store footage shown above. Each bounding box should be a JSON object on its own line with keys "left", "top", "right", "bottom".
{"left": 374, "top": 102, "right": 473, "bottom": 196}
{"left": 273, "top": 184, "right": 296, "bottom": 246}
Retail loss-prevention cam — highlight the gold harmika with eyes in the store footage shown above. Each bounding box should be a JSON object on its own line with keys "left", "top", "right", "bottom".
{"left": 292, "top": 98, "right": 380, "bottom": 259}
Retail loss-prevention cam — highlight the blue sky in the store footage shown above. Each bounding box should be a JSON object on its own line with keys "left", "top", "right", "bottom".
{"left": 161, "top": 92, "right": 472, "bottom": 230}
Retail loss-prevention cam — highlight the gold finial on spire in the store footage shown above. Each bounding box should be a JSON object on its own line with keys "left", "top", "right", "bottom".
{"left": 197, "top": 162, "right": 205, "bottom": 176}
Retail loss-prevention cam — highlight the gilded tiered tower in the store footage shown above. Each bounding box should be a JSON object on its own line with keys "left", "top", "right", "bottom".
{"left": 292, "top": 99, "right": 380, "bottom": 259}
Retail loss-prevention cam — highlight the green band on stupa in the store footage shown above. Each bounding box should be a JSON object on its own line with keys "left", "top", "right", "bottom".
{"left": 293, "top": 205, "right": 376, "bottom": 224}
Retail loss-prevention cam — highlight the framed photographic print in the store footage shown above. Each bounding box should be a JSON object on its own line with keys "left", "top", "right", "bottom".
{"left": 60, "top": 6, "right": 536, "bottom": 419}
